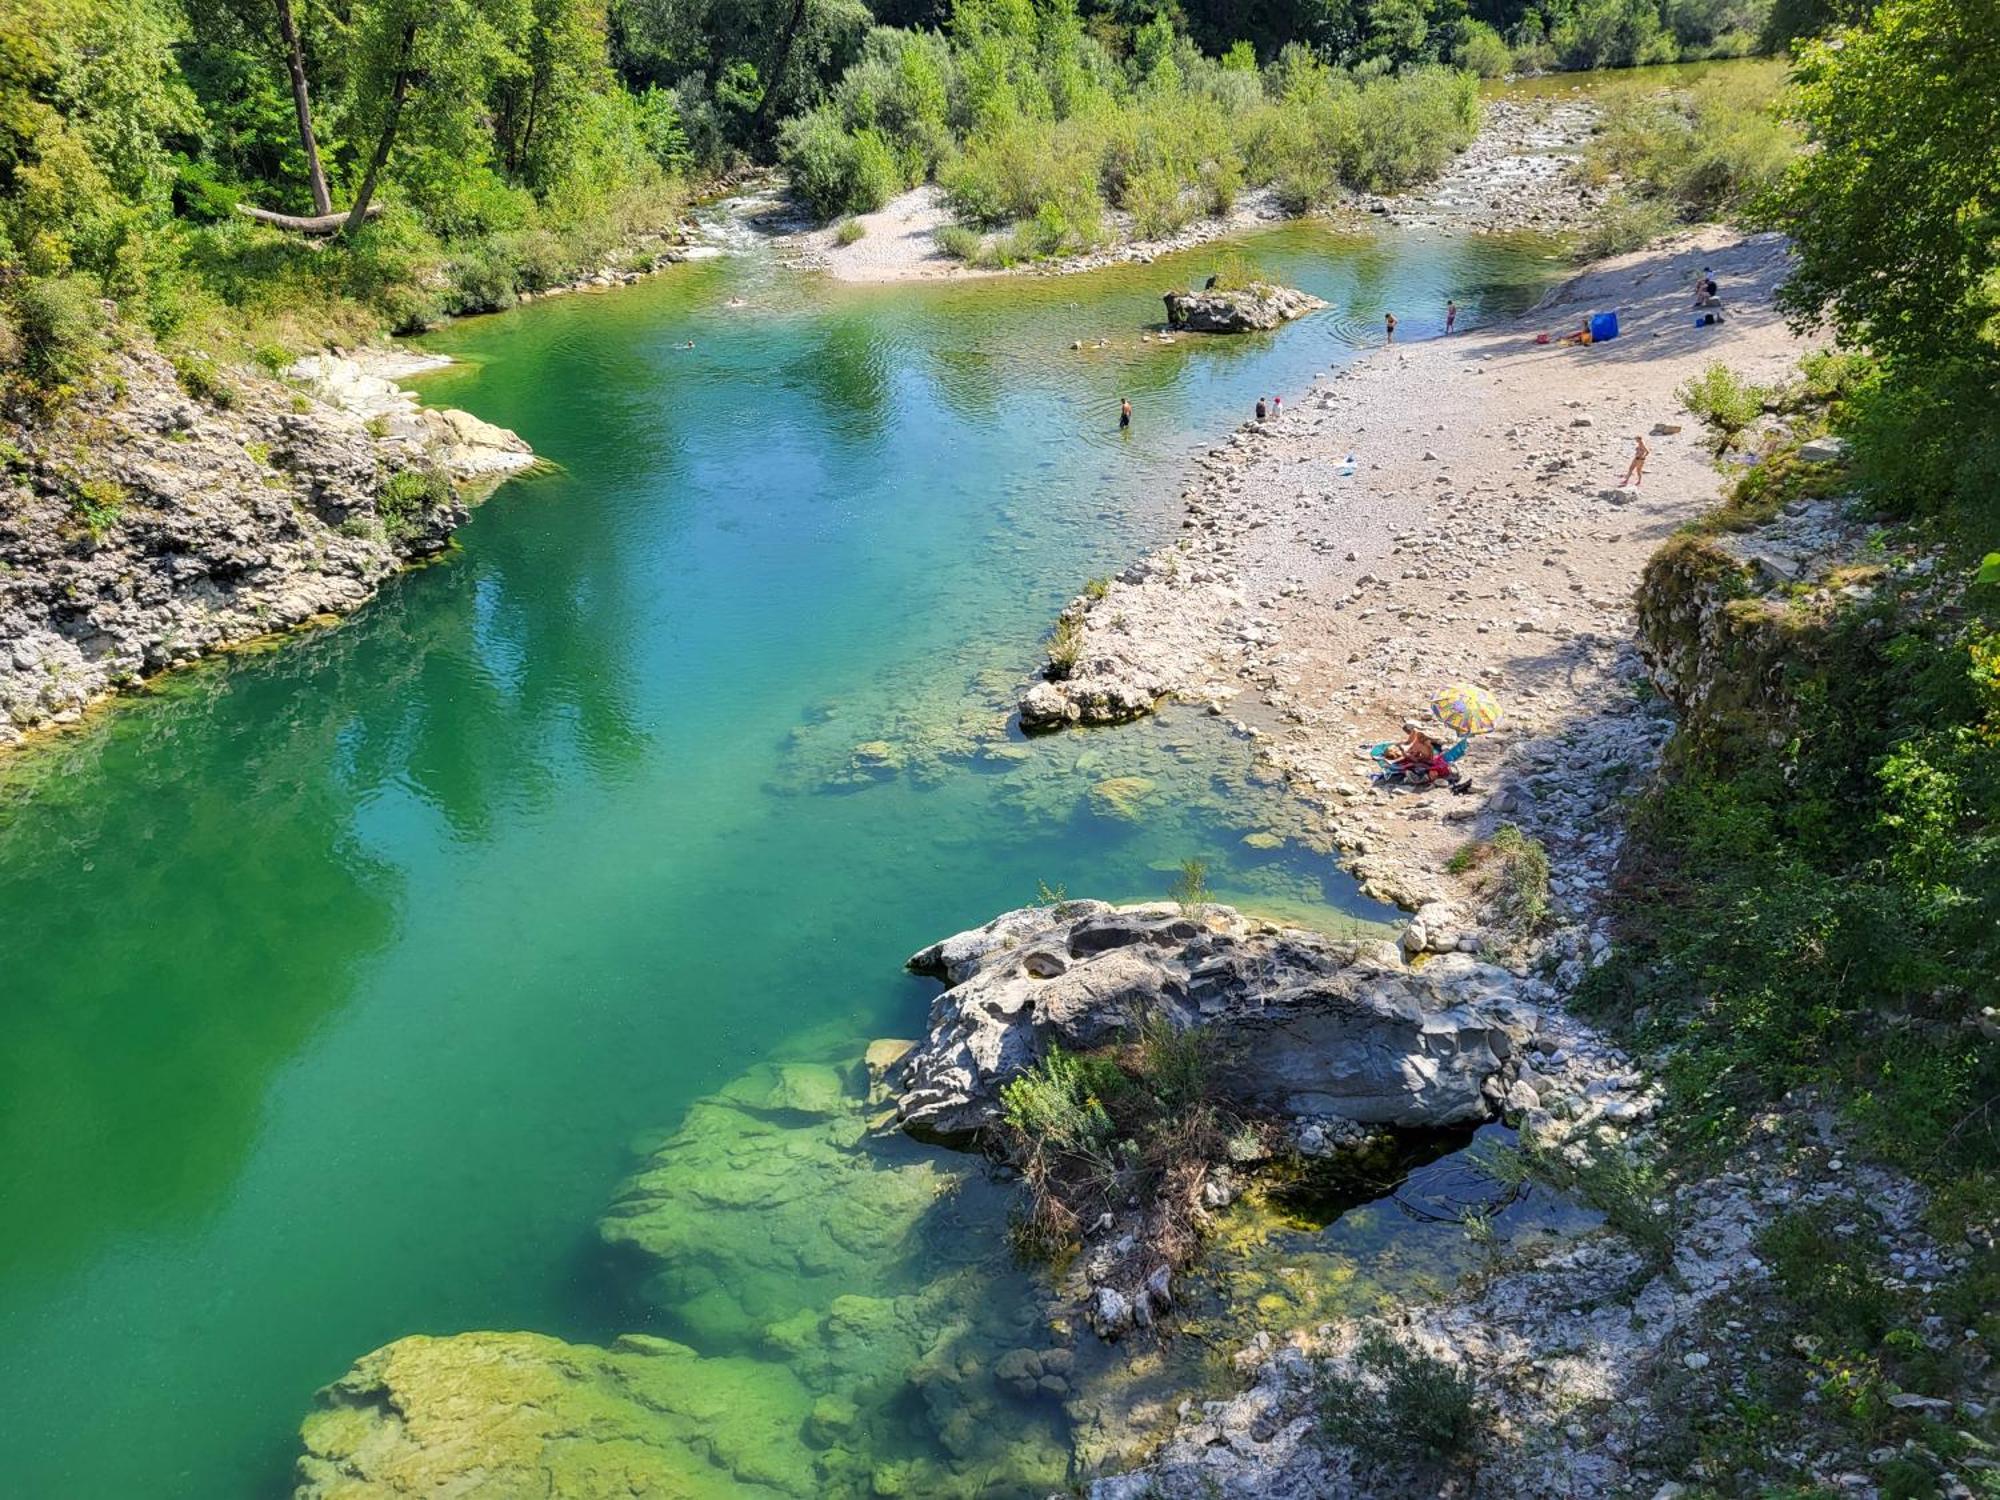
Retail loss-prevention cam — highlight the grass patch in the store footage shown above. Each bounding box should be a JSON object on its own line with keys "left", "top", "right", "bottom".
{"left": 833, "top": 217, "right": 867, "bottom": 247}
{"left": 1168, "top": 857, "right": 1209, "bottom": 914}
{"left": 1447, "top": 824, "right": 1549, "bottom": 933}
{"left": 1046, "top": 612, "right": 1083, "bottom": 679}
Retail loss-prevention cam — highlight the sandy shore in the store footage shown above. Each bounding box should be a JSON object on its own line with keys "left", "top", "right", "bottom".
{"left": 1033, "top": 226, "right": 1808, "bottom": 914}
{"left": 791, "top": 97, "right": 1603, "bottom": 285}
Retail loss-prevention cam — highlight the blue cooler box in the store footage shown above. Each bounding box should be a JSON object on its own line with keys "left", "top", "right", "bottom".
{"left": 1589, "top": 310, "right": 1620, "bottom": 342}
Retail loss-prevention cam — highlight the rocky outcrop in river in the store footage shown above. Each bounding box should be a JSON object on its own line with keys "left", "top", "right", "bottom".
{"left": 897, "top": 900, "right": 1519, "bottom": 1141}
{"left": 1162, "top": 283, "right": 1326, "bottom": 333}
{"left": 0, "top": 337, "right": 531, "bottom": 748}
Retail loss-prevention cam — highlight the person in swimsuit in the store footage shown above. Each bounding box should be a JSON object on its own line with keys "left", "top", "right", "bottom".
{"left": 1445, "top": 299, "right": 1458, "bottom": 334}
{"left": 1385, "top": 312, "right": 1397, "bottom": 342}
{"left": 1119, "top": 398, "right": 1132, "bottom": 430}
{"left": 1620, "top": 434, "right": 1649, "bottom": 487}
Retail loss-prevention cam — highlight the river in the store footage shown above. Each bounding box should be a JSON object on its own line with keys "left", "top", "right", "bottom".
{"left": 0, "top": 221, "right": 1573, "bottom": 1495}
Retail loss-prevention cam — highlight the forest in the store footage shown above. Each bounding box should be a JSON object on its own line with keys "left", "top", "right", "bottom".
{"left": 0, "top": 0, "right": 1835, "bottom": 365}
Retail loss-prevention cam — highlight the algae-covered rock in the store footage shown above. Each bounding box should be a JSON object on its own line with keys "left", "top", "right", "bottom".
{"left": 1087, "top": 775, "right": 1157, "bottom": 821}
{"left": 598, "top": 1074, "right": 957, "bottom": 1344}
{"left": 293, "top": 1330, "right": 817, "bottom": 1499}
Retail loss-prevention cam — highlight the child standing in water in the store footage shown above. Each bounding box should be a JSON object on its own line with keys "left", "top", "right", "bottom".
{"left": 1385, "top": 312, "right": 1397, "bottom": 342}
{"left": 1119, "top": 397, "right": 1132, "bottom": 430}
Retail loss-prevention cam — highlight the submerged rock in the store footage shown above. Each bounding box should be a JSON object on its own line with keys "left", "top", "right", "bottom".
{"left": 1161, "top": 284, "right": 1327, "bottom": 334}
{"left": 293, "top": 1330, "right": 819, "bottom": 1498}
{"left": 899, "top": 902, "right": 1518, "bottom": 1140}
{"left": 597, "top": 1061, "right": 957, "bottom": 1344}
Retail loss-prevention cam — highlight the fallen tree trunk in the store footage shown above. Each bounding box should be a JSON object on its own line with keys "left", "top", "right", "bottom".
{"left": 234, "top": 202, "right": 383, "bottom": 234}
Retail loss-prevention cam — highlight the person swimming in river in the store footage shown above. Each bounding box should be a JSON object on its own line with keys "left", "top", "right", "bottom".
{"left": 1119, "top": 397, "right": 1132, "bottom": 430}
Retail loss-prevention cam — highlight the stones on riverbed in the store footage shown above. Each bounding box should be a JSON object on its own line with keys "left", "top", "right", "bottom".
{"left": 1088, "top": 775, "right": 1157, "bottom": 821}
{"left": 1161, "top": 284, "right": 1327, "bottom": 334}
{"left": 1797, "top": 435, "right": 1848, "bottom": 463}
{"left": 897, "top": 900, "right": 1521, "bottom": 1140}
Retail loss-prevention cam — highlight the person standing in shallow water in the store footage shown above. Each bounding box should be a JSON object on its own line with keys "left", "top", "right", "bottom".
{"left": 1119, "top": 397, "right": 1132, "bottom": 431}
{"left": 1384, "top": 312, "right": 1397, "bottom": 342}
{"left": 1445, "top": 299, "right": 1458, "bottom": 334}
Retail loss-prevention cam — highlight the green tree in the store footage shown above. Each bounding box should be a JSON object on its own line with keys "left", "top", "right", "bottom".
{"left": 1764, "top": 0, "right": 2000, "bottom": 366}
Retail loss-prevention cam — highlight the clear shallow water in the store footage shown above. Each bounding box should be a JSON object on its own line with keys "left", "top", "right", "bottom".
{"left": 0, "top": 222, "right": 1565, "bottom": 1496}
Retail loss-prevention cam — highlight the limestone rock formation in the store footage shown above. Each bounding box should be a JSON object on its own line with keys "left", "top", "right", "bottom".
{"left": 1161, "top": 284, "right": 1326, "bottom": 334}
{"left": 0, "top": 339, "right": 533, "bottom": 747}
{"left": 287, "top": 351, "right": 535, "bottom": 477}
{"left": 897, "top": 901, "right": 1519, "bottom": 1140}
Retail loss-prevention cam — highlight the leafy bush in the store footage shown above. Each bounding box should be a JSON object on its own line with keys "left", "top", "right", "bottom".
{"left": 1001, "top": 1045, "right": 1123, "bottom": 1159}
{"left": 934, "top": 223, "right": 983, "bottom": 261}
{"left": 71, "top": 476, "right": 126, "bottom": 541}
{"left": 1452, "top": 19, "right": 1515, "bottom": 77}
{"left": 168, "top": 348, "right": 234, "bottom": 407}
{"left": 6, "top": 277, "right": 103, "bottom": 390}
{"left": 1678, "top": 362, "right": 1772, "bottom": 446}
{"left": 1321, "top": 1329, "right": 1485, "bottom": 1464}
{"left": 781, "top": 109, "right": 904, "bottom": 220}
{"left": 375, "top": 467, "right": 453, "bottom": 541}
{"left": 1583, "top": 65, "right": 1797, "bottom": 234}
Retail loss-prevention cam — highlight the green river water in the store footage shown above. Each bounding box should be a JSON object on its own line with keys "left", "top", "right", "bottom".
{"left": 1, "top": 221, "right": 1579, "bottom": 1496}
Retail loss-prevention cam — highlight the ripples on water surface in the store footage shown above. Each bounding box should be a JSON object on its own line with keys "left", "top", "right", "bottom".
{"left": 0, "top": 220, "right": 1569, "bottom": 1496}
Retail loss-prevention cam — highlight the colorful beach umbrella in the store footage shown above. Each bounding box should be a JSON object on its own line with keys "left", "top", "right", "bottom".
{"left": 1431, "top": 682, "right": 1502, "bottom": 737}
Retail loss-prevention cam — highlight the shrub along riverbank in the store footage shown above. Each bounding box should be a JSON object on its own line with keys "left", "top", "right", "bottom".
{"left": 781, "top": 12, "right": 1481, "bottom": 257}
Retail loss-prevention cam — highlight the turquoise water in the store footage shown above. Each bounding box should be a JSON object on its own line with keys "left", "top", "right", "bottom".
{"left": 0, "top": 222, "right": 1565, "bottom": 1496}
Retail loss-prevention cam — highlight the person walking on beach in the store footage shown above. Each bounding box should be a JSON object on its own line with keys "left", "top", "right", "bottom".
{"left": 1119, "top": 397, "right": 1132, "bottom": 431}
{"left": 1620, "top": 434, "right": 1649, "bottom": 487}
{"left": 1384, "top": 312, "right": 1397, "bottom": 342}
{"left": 1445, "top": 299, "right": 1458, "bottom": 334}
